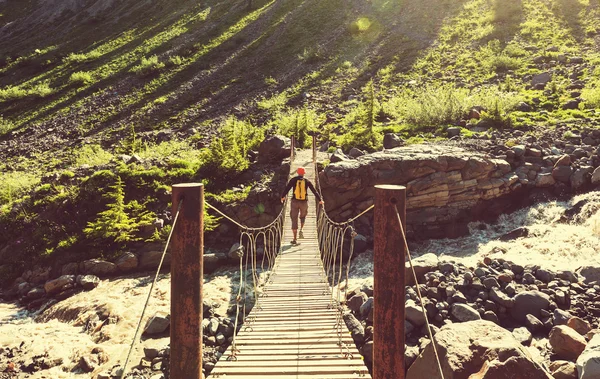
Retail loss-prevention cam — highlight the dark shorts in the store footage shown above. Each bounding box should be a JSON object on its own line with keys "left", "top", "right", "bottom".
{"left": 290, "top": 199, "right": 308, "bottom": 229}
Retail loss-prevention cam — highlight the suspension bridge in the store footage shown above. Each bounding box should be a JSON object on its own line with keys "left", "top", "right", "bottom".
{"left": 123, "top": 136, "right": 436, "bottom": 379}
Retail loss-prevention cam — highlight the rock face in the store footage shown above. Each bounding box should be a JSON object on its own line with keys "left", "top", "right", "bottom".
{"left": 577, "top": 334, "right": 600, "bottom": 379}
{"left": 257, "top": 135, "right": 291, "bottom": 163}
{"left": 319, "top": 146, "right": 516, "bottom": 239}
{"left": 406, "top": 320, "right": 552, "bottom": 379}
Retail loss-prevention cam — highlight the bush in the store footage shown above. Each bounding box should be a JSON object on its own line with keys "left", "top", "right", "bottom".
{"left": 168, "top": 55, "right": 183, "bottom": 66}
{"left": 488, "top": 54, "right": 524, "bottom": 73}
{"left": 131, "top": 55, "right": 165, "bottom": 76}
{"left": 582, "top": 81, "right": 600, "bottom": 109}
{"left": 70, "top": 71, "right": 94, "bottom": 85}
{"left": 0, "top": 115, "right": 14, "bottom": 135}
{"left": 73, "top": 144, "right": 114, "bottom": 166}
{"left": 202, "top": 117, "right": 263, "bottom": 177}
{"left": 63, "top": 51, "right": 102, "bottom": 64}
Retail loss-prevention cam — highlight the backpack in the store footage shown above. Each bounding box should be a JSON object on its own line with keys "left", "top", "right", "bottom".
{"left": 294, "top": 179, "right": 306, "bottom": 200}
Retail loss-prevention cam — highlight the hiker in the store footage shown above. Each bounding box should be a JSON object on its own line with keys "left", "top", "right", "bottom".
{"left": 280, "top": 167, "right": 323, "bottom": 245}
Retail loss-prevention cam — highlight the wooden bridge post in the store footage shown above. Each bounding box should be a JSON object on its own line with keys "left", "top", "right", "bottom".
{"left": 171, "top": 183, "right": 204, "bottom": 379}
{"left": 373, "top": 185, "right": 407, "bottom": 379}
{"left": 290, "top": 135, "right": 296, "bottom": 160}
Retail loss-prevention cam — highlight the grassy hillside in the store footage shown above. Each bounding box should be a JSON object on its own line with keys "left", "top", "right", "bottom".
{"left": 1, "top": 0, "right": 600, "bottom": 280}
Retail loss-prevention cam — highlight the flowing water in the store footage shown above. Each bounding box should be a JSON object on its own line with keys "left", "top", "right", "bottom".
{"left": 345, "top": 191, "right": 600, "bottom": 291}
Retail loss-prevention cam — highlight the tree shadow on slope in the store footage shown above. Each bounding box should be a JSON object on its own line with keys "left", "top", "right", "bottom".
{"left": 552, "top": 0, "right": 586, "bottom": 42}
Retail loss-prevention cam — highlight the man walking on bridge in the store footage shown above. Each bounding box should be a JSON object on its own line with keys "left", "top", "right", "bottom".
{"left": 281, "top": 167, "right": 323, "bottom": 245}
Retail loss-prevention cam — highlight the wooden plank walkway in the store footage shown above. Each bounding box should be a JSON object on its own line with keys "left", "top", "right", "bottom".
{"left": 210, "top": 151, "right": 371, "bottom": 378}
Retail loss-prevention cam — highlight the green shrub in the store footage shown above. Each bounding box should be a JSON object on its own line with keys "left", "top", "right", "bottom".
{"left": 582, "top": 81, "right": 600, "bottom": 109}
{"left": 70, "top": 71, "right": 94, "bottom": 85}
{"left": 74, "top": 144, "right": 114, "bottom": 166}
{"left": 131, "top": 55, "right": 165, "bottom": 76}
{"left": 0, "top": 171, "right": 40, "bottom": 205}
{"left": 0, "top": 115, "right": 13, "bottom": 135}
{"left": 339, "top": 80, "right": 383, "bottom": 151}
{"left": 275, "top": 107, "right": 323, "bottom": 148}
{"left": 63, "top": 51, "right": 102, "bottom": 64}
{"left": 202, "top": 117, "right": 263, "bottom": 177}
{"left": 0, "top": 82, "right": 53, "bottom": 102}
{"left": 168, "top": 55, "right": 183, "bottom": 66}
{"left": 83, "top": 176, "right": 154, "bottom": 245}
{"left": 488, "top": 54, "right": 524, "bottom": 73}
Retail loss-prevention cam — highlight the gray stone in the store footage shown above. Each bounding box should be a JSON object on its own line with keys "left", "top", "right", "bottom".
{"left": 576, "top": 266, "right": 600, "bottom": 284}
{"left": 513, "top": 327, "right": 533, "bottom": 345}
{"left": 359, "top": 297, "right": 373, "bottom": 319}
{"left": 535, "top": 173, "right": 555, "bottom": 187}
{"left": 257, "top": 135, "right": 291, "bottom": 163}
{"left": 330, "top": 149, "right": 349, "bottom": 163}
{"left": 406, "top": 300, "right": 426, "bottom": 326}
{"left": 347, "top": 292, "right": 368, "bottom": 314}
{"left": 115, "top": 252, "right": 138, "bottom": 272}
{"left": 591, "top": 166, "right": 600, "bottom": 185}
{"left": 406, "top": 253, "right": 438, "bottom": 285}
{"left": 79, "top": 355, "right": 98, "bottom": 373}
{"left": 383, "top": 133, "right": 403, "bottom": 149}
{"left": 577, "top": 334, "right": 600, "bottom": 379}
{"left": 144, "top": 346, "right": 160, "bottom": 359}
{"left": 343, "top": 312, "right": 365, "bottom": 343}
{"left": 208, "top": 317, "right": 219, "bottom": 336}
{"left": 77, "top": 275, "right": 100, "bottom": 290}
{"left": 525, "top": 314, "right": 544, "bottom": 332}
{"left": 531, "top": 72, "right": 552, "bottom": 87}
{"left": 361, "top": 341, "right": 373, "bottom": 364}
{"left": 482, "top": 310, "right": 499, "bottom": 324}
{"left": 26, "top": 287, "right": 46, "bottom": 300}
{"left": 571, "top": 168, "right": 591, "bottom": 189}
{"left": 79, "top": 259, "right": 118, "bottom": 276}
{"left": 553, "top": 165, "right": 573, "bottom": 183}
{"left": 451, "top": 303, "right": 481, "bottom": 322}
{"left": 482, "top": 277, "right": 500, "bottom": 289}
{"left": 447, "top": 127, "right": 461, "bottom": 138}
{"left": 143, "top": 312, "right": 170, "bottom": 335}
{"left": 511, "top": 291, "right": 550, "bottom": 323}
{"left": 348, "top": 148, "right": 366, "bottom": 158}
{"left": 535, "top": 269, "right": 555, "bottom": 283}
{"left": 139, "top": 250, "right": 171, "bottom": 270}
{"left": 44, "top": 275, "right": 75, "bottom": 296}
{"left": 489, "top": 287, "right": 514, "bottom": 308}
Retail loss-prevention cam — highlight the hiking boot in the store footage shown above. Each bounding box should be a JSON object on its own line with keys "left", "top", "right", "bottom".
{"left": 299, "top": 230, "right": 304, "bottom": 239}
{"left": 291, "top": 240, "right": 298, "bottom": 245}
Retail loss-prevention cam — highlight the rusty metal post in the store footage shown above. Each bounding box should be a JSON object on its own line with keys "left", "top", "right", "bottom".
{"left": 373, "top": 185, "right": 406, "bottom": 379}
{"left": 171, "top": 183, "right": 204, "bottom": 379}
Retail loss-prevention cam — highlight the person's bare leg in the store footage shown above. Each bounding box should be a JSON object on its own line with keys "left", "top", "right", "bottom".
{"left": 292, "top": 229, "right": 298, "bottom": 243}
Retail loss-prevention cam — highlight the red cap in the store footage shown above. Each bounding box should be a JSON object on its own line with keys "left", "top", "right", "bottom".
{"left": 297, "top": 167, "right": 306, "bottom": 175}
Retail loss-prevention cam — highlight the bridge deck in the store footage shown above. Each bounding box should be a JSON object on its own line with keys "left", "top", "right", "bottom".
{"left": 210, "top": 151, "right": 371, "bottom": 378}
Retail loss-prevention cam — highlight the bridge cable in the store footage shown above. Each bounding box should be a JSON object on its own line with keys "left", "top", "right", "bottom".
{"left": 120, "top": 199, "right": 184, "bottom": 379}
{"left": 394, "top": 204, "right": 446, "bottom": 379}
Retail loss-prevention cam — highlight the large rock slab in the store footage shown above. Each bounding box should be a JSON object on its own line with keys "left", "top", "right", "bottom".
{"left": 44, "top": 275, "right": 75, "bottom": 295}
{"left": 406, "top": 320, "right": 552, "bottom": 379}
{"left": 577, "top": 334, "right": 600, "bottom": 379}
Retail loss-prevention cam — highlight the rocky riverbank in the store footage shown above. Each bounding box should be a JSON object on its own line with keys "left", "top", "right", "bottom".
{"left": 321, "top": 126, "right": 600, "bottom": 240}
{"left": 343, "top": 252, "right": 600, "bottom": 378}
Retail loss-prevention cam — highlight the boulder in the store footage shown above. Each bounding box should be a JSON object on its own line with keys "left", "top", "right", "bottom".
{"left": 139, "top": 251, "right": 171, "bottom": 270}
{"left": 406, "top": 253, "right": 439, "bottom": 285}
{"left": 512, "top": 327, "right": 533, "bottom": 345}
{"left": 548, "top": 361, "right": 577, "bottom": 379}
{"left": 499, "top": 227, "right": 529, "bottom": 241}
{"left": 510, "top": 291, "right": 550, "bottom": 323}
{"left": 383, "top": 133, "right": 403, "bottom": 149}
{"left": 489, "top": 287, "right": 514, "bottom": 308}
{"left": 549, "top": 325, "right": 587, "bottom": 361}
{"left": 406, "top": 320, "right": 552, "bottom": 379}
{"left": 451, "top": 303, "right": 481, "bottom": 322}
{"left": 531, "top": 72, "right": 552, "bottom": 87}
{"left": 567, "top": 316, "right": 591, "bottom": 336}
{"left": 570, "top": 168, "right": 590, "bottom": 190}
{"left": 115, "top": 252, "right": 138, "bottom": 272}
{"left": 577, "top": 334, "right": 600, "bottom": 379}
{"left": 347, "top": 292, "right": 368, "bottom": 314}
{"left": 552, "top": 166, "right": 573, "bottom": 183}
{"left": 447, "top": 127, "right": 461, "bottom": 138}
{"left": 591, "top": 166, "right": 600, "bottom": 185}
{"left": 576, "top": 266, "right": 600, "bottom": 284}
{"left": 77, "top": 275, "right": 100, "bottom": 290}
{"left": 143, "top": 312, "right": 170, "bottom": 335}
{"left": 554, "top": 154, "right": 571, "bottom": 167}
{"left": 406, "top": 300, "right": 426, "bottom": 326}
{"left": 361, "top": 341, "right": 373, "bottom": 364}
{"left": 535, "top": 173, "right": 555, "bottom": 187}
{"left": 79, "top": 259, "right": 118, "bottom": 276}
{"left": 257, "top": 135, "right": 291, "bottom": 163}
{"left": 44, "top": 275, "right": 75, "bottom": 295}
{"left": 61, "top": 262, "right": 79, "bottom": 275}
{"left": 348, "top": 148, "right": 366, "bottom": 158}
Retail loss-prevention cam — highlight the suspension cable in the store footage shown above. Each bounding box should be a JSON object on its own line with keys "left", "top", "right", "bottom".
{"left": 120, "top": 199, "right": 184, "bottom": 379}
{"left": 394, "top": 204, "right": 445, "bottom": 379}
